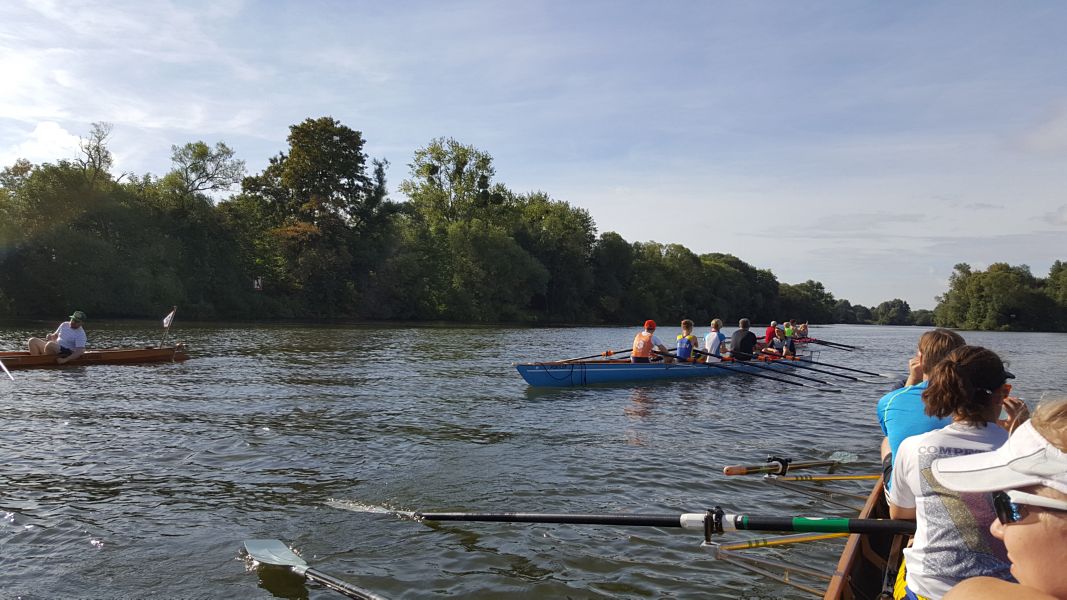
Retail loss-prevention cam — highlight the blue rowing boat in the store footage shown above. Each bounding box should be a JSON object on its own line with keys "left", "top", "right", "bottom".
{"left": 515, "top": 358, "right": 801, "bottom": 387}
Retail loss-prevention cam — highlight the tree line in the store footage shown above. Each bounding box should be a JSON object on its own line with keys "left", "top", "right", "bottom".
{"left": 1, "top": 118, "right": 1063, "bottom": 331}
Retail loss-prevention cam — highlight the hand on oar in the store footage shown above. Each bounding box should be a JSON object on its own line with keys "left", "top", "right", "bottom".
{"left": 559, "top": 348, "right": 631, "bottom": 363}
{"left": 412, "top": 509, "right": 915, "bottom": 536}
{"left": 243, "top": 539, "right": 388, "bottom": 600}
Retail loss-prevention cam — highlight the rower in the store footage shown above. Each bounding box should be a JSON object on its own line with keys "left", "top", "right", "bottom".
{"left": 704, "top": 318, "right": 727, "bottom": 361}
{"left": 764, "top": 327, "right": 795, "bottom": 358}
{"left": 631, "top": 320, "right": 670, "bottom": 363}
{"left": 675, "top": 319, "right": 699, "bottom": 362}
{"left": 728, "top": 318, "right": 757, "bottom": 361}
{"left": 764, "top": 321, "right": 778, "bottom": 345}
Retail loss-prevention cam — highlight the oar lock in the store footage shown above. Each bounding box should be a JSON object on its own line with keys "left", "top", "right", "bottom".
{"left": 703, "top": 507, "right": 727, "bottom": 542}
{"left": 765, "top": 456, "right": 792, "bottom": 475}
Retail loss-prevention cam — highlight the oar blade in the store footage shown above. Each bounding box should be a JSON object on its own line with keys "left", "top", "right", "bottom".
{"left": 244, "top": 539, "right": 308, "bottom": 568}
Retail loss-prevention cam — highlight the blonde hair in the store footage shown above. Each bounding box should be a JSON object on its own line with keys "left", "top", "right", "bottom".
{"left": 710, "top": 318, "right": 723, "bottom": 330}
{"left": 1031, "top": 397, "right": 1067, "bottom": 451}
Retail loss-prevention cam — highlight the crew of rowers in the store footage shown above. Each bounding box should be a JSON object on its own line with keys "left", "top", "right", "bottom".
{"left": 873, "top": 329, "right": 1067, "bottom": 599}
{"left": 629, "top": 318, "right": 807, "bottom": 364}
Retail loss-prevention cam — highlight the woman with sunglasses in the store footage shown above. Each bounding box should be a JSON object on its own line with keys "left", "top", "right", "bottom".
{"left": 933, "top": 398, "right": 1067, "bottom": 599}
{"left": 886, "top": 345, "right": 1028, "bottom": 600}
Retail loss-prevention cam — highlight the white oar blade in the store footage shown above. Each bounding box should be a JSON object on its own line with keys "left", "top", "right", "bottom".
{"left": 244, "top": 539, "right": 307, "bottom": 568}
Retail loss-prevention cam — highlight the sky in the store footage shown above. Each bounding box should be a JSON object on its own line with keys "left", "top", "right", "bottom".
{"left": 2, "top": 1, "right": 1066, "bottom": 310}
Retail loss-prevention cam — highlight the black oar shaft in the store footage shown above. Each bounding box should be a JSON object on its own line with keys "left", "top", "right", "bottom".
{"left": 416, "top": 512, "right": 682, "bottom": 527}
{"left": 305, "top": 568, "right": 389, "bottom": 600}
{"left": 655, "top": 350, "right": 808, "bottom": 388}
{"left": 693, "top": 349, "right": 829, "bottom": 385}
{"left": 781, "top": 355, "right": 883, "bottom": 377}
{"left": 416, "top": 511, "right": 916, "bottom": 536}
{"left": 757, "top": 351, "right": 860, "bottom": 381}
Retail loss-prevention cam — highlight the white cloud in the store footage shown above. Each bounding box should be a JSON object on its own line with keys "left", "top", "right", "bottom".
{"left": 0, "top": 121, "right": 81, "bottom": 166}
{"left": 1019, "top": 105, "right": 1067, "bottom": 153}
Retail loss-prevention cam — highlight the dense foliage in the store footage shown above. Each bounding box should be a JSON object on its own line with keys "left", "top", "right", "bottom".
{"left": 2, "top": 119, "right": 1063, "bottom": 331}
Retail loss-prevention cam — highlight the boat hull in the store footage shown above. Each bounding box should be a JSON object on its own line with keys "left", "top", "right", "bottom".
{"left": 515, "top": 358, "right": 799, "bottom": 387}
{"left": 823, "top": 477, "right": 908, "bottom": 599}
{"left": 0, "top": 347, "right": 189, "bottom": 369}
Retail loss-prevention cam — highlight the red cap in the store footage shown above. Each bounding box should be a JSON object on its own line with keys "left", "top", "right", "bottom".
{"left": 644, "top": 319, "right": 656, "bottom": 330}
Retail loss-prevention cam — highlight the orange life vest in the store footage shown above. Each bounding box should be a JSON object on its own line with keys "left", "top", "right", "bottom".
{"left": 632, "top": 331, "right": 654, "bottom": 358}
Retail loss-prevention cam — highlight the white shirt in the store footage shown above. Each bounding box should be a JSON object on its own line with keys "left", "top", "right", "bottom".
{"left": 55, "top": 321, "right": 87, "bottom": 349}
{"left": 887, "top": 422, "right": 1013, "bottom": 598}
{"left": 704, "top": 330, "right": 725, "bottom": 358}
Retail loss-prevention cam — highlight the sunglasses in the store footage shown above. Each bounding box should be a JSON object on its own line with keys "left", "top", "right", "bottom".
{"left": 992, "top": 490, "right": 1067, "bottom": 525}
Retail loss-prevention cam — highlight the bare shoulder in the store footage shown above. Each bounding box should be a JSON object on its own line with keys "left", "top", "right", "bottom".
{"left": 945, "top": 578, "right": 1057, "bottom": 599}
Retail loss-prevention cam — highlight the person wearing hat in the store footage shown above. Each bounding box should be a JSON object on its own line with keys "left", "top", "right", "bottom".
{"left": 631, "top": 319, "right": 669, "bottom": 363}
{"left": 27, "top": 311, "right": 88, "bottom": 364}
{"left": 934, "top": 398, "right": 1067, "bottom": 599}
{"left": 886, "top": 345, "right": 1028, "bottom": 600}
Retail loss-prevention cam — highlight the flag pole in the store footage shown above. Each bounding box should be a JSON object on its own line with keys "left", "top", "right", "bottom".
{"left": 159, "top": 305, "right": 177, "bottom": 348}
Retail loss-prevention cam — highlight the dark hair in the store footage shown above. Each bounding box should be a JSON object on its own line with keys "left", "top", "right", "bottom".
{"left": 923, "top": 345, "right": 1010, "bottom": 425}
{"left": 918, "top": 328, "right": 966, "bottom": 374}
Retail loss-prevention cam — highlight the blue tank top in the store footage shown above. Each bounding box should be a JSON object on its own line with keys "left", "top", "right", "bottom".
{"left": 676, "top": 334, "right": 696, "bottom": 360}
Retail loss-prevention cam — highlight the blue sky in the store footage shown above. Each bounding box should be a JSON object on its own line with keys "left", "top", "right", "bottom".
{"left": 3, "top": 1, "right": 1066, "bottom": 309}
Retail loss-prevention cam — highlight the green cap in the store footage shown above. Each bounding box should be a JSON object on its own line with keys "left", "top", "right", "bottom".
{"left": 69, "top": 310, "right": 87, "bottom": 322}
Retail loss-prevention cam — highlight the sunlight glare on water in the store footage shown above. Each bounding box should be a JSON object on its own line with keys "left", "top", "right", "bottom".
{"left": 0, "top": 321, "right": 1063, "bottom": 598}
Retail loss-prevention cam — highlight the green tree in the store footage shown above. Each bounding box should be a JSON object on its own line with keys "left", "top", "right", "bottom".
{"left": 872, "top": 299, "right": 912, "bottom": 325}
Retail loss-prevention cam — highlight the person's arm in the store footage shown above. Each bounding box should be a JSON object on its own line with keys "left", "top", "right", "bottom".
{"left": 886, "top": 443, "right": 917, "bottom": 520}
{"left": 57, "top": 348, "right": 85, "bottom": 364}
{"left": 998, "top": 396, "right": 1030, "bottom": 433}
{"left": 945, "top": 577, "right": 1055, "bottom": 599}
{"left": 904, "top": 354, "right": 922, "bottom": 387}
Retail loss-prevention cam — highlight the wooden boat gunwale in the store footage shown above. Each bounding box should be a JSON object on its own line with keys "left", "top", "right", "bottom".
{"left": 0, "top": 346, "right": 189, "bottom": 369}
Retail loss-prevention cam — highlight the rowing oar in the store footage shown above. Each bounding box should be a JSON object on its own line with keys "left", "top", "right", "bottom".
{"left": 243, "top": 539, "right": 387, "bottom": 600}
{"left": 653, "top": 350, "right": 830, "bottom": 390}
{"left": 806, "top": 338, "right": 860, "bottom": 351}
{"left": 690, "top": 348, "right": 832, "bottom": 385}
{"left": 414, "top": 509, "right": 915, "bottom": 536}
{"left": 559, "top": 348, "right": 631, "bottom": 363}
{"left": 754, "top": 350, "right": 869, "bottom": 382}
{"left": 723, "top": 458, "right": 841, "bottom": 476}
{"left": 775, "top": 354, "right": 893, "bottom": 378}
{"left": 0, "top": 358, "right": 13, "bottom": 381}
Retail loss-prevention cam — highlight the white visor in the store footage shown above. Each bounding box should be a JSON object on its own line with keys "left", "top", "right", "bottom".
{"left": 932, "top": 420, "right": 1067, "bottom": 494}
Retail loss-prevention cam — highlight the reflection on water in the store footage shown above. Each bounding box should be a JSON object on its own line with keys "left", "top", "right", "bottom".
{"left": 0, "top": 321, "right": 1064, "bottom": 598}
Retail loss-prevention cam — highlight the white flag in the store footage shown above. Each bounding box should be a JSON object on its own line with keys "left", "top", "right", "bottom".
{"left": 162, "top": 308, "right": 176, "bottom": 329}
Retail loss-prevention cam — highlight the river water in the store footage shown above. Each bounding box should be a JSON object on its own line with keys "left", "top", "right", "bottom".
{"left": 1, "top": 322, "right": 1063, "bottom": 599}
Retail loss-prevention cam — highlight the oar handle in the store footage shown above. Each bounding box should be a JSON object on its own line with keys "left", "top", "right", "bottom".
{"left": 724, "top": 514, "right": 913, "bottom": 536}
{"left": 304, "top": 567, "right": 389, "bottom": 600}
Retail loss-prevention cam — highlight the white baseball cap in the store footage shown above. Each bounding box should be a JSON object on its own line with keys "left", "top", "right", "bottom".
{"left": 932, "top": 420, "right": 1067, "bottom": 494}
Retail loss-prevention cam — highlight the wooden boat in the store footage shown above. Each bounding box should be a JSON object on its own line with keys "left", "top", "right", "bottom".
{"left": 0, "top": 346, "right": 190, "bottom": 369}
{"left": 824, "top": 478, "right": 907, "bottom": 600}
{"left": 515, "top": 356, "right": 801, "bottom": 387}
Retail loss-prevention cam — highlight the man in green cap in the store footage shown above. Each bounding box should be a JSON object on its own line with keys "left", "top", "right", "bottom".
{"left": 27, "top": 310, "right": 88, "bottom": 364}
